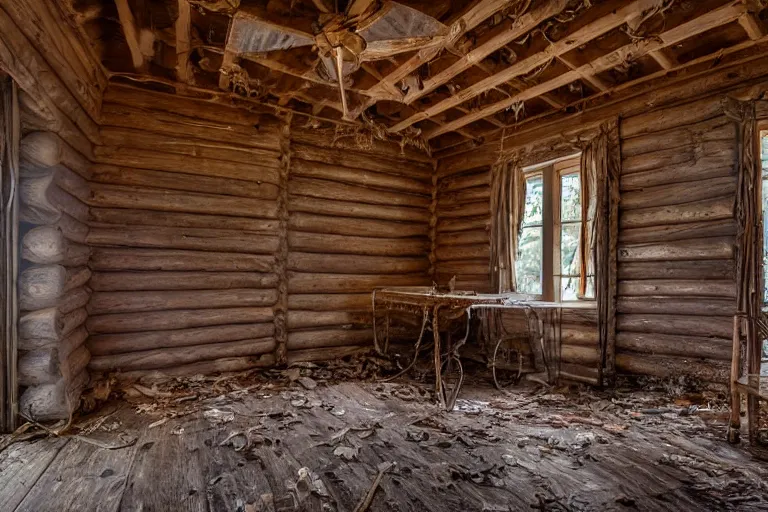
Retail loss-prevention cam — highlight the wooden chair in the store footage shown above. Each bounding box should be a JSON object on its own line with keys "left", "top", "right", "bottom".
{"left": 729, "top": 312, "right": 768, "bottom": 444}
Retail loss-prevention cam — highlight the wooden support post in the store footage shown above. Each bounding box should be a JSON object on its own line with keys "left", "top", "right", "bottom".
{"left": 274, "top": 114, "right": 291, "bottom": 364}
{"left": 218, "top": 50, "right": 237, "bottom": 91}
{"left": 175, "top": 0, "right": 193, "bottom": 84}
{"left": 649, "top": 49, "right": 677, "bottom": 70}
{"left": 114, "top": 0, "right": 153, "bottom": 71}
{"left": 728, "top": 314, "right": 741, "bottom": 443}
{"left": 739, "top": 12, "right": 766, "bottom": 40}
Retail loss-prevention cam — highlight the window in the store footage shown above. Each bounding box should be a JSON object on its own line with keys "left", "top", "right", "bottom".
{"left": 517, "top": 175, "right": 543, "bottom": 295}
{"left": 515, "top": 155, "right": 588, "bottom": 301}
{"left": 558, "top": 170, "right": 582, "bottom": 301}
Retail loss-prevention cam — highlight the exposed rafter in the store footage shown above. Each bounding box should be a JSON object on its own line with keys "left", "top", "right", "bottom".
{"left": 437, "top": 35, "right": 768, "bottom": 160}
{"left": 558, "top": 55, "right": 608, "bottom": 92}
{"left": 351, "top": 0, "right": 517, "bottom": 117}
{"left": 114, "top": 0, "right": 153, "bottom": 71}
{"left": 425, "top": 0, "right": 751, "bottom": 140}
{"left": 402, "top": 0, "right": 569, "bottom": 106}
{"left": 648, "top": 49, "right": 677, "bottom": 70}
{"left": 738, "top": 5, "right": 766, "bottom": 39}
{"left": 68, "top": 0, "right": 768, "bottom": 151}
{"left": 176, "top": 0, "right": 193, "bottom": 83}
{"left": 388, "top": 0, "right": 665, "bottom": 134}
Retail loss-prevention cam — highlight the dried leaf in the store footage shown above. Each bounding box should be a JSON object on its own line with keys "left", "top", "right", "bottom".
{"left": 204, "top": 408, "right": 235, "bottom": 424}
{"left": 333, "top": 445, "right": 359, "bottom": 461}
{"left": 148, "top": 418, "right": 168, "bottom": 429}
{"left": 298, "top": 377, "right": 318, "bottom": 390}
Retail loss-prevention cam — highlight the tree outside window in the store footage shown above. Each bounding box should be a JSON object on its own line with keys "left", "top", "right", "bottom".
{"left": 514, "top": 155, "right": 586, "bottom": 301}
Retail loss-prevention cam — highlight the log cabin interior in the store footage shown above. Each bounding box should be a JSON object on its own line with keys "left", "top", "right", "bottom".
{"left": 2, "top": 0, "right": 768, "bottom": 510}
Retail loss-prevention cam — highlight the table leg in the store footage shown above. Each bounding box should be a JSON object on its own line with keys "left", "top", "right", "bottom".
{"left": 433, "top": 305, "right": 444, "bottom": 409}
{"left": 384, "top": 311, "right": 390, "bottom": 355}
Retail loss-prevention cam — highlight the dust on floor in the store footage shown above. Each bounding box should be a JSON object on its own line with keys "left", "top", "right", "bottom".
{"left": 1, "top": 365, "right": 768, "bottom": 511}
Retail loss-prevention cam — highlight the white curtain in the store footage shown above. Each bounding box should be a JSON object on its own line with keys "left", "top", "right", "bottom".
{"left": 490, "top": 158, "right": 525, "bottom": 293}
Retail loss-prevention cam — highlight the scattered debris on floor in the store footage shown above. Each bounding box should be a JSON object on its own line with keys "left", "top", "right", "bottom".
{"left": 3, "top": 362, "right": 768, "bottom": 511}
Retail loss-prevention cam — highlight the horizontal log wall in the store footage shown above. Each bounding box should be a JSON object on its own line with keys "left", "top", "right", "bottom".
{"left": 286, "top": 132, "right": 432, "bottom": 359}
{"left": 495, "top": 307, "right": 600, "bottom": 384}
{"left": 434, "top": 165, "right": 492, "bottom": 292}
{"left": 616, "top": 96, "right": 737, "bottom": 383}
{"left": 82, "top": 85, "right": 432, "bottom": 377}
{"left": 435, "top": 90, "right": 746, "bottom": 384}
{"left": 85, "top": 86, "right": 283, "bottom": 375}
{"left": 435, "top": 153, "right": 599, "bottom": 383}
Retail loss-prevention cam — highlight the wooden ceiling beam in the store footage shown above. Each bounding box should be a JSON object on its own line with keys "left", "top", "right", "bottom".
{"left": 350, "top": 0, "right": 516, "bottom": 117}
{"left": 457, "top": 105, "right": 505, "bottom": 127}
{"left": 648, "top": 49, "right": 677, "bottom": 70}
{"left": 738, "top": 9, "right": 766, "bottom": 39}
{"left": 361, "top": 63, "right": 401, "bottom": 97}
{"left": 558, "top": 55, "right": 608, "bottom": 92}
{"left": 114, "top": 0, "right": 152, "bottom": 71}
{"left": 176, "top": 0, "right": 193, "bottom": 83}
{"left": 218, "top": 49, "right": 237, "bottom": 90}
{"left": 424, "top": 0, "right": 751, "bottom": 140}
{"left": 435, "top": 37, "right": 768, "bottom": 160}
{"left": 403, "top": 0, "right": 569, "bottom": 106}
{"left": 430, "top": 118, "right": 479, "bottom": 142}
{"left": 389, "top": 0, "right": 665, "bottom": 134}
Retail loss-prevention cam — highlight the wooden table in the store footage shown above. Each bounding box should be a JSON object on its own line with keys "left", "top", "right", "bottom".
{"left": 372, "top": 287, "right": 528, "bottom": 409}
{"left": 373, "top": 287, "right": 599, "bottom": 409}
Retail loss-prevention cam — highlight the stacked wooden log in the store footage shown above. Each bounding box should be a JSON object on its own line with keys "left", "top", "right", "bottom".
{"left": 498, "top": 307, "right": 600, "bottom": 384}
{"left": 286, "top": 131, "right": 433, "bottom": 362}
{"left": 85, "top": 86, "right": 281, "bottom": 378}
{"left": 617, "top": 97, "right": 737, "bottom": 383}
{"left": 17, "top": 131, "right": 92, "bottom": 420}
{"left": 433, "top": 164, "right": 492, "bottom": 292}
{"left": 433, "top": 156, "right": 601, "bottom": 382}
{"left": 83, "top": 85, "right": 433, "bottom": 377}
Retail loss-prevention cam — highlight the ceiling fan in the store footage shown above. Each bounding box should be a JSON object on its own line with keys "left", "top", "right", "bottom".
{"left": 223, "top": 0, "right": 448, "bottom": 117}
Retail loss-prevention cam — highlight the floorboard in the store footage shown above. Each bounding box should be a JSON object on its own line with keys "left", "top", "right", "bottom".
{"left": 118, "top": 417, "right": 207, "bottom": 512}
{"left": 2, "top": 378, "right": 767, "bottom": 512}
{"left": 15, "top": 429, "right": 139, "bottom": 512}
{"left": 0, "top": 437, "right": 68, "bottom": 510}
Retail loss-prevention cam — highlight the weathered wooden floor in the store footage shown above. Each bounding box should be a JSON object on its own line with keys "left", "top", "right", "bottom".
{"left": 1, "top": 379, "right": 767, "bottom": 512}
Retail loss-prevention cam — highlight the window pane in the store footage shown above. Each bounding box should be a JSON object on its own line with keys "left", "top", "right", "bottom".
{"left": 516, "top": 226, "right": 542, "bottom": 295}
{"left": 561, "top": 173, "right": 581, "bottom": 222}
{"left": 763, "top": 177, "right": 768, "bottom": 302}
{"left": 561, "top": 222, "right": 581, "bottom": 276}
{"left": 762, "top": 132, "right": 768, "bottom": 177}
{"left": 585, "top": 276, "right": 595, "bottom": 299}
{"left": 562, "top": 277, "right": 580, "bottom": 302}
{"left": 523, "top": 175, "right": 543, "bottom": 226}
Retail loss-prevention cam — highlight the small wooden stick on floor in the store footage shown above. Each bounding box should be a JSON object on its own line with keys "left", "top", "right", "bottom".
{"left": 353, "top": 461, "right": 396, "bottom": 512}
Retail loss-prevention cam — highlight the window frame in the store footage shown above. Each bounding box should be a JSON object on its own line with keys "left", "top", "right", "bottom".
{"left": 518, "top": 153, "right": 582, "bottom": 302}
{"left": 554, "top": 158, "right": 584, "bottom": 303}
{"left": 518, "top": 169, "right": 546, "bottom": 300}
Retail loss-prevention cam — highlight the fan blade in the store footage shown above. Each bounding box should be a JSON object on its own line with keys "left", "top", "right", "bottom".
{"left": 346, "top": 0, "right": 378, "bottom": 19}
{"left": 227, "top": 9, "right": 315, "bottom": 55}
{"left": 357, "top": 2, "right": 447, "bottom": 60}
